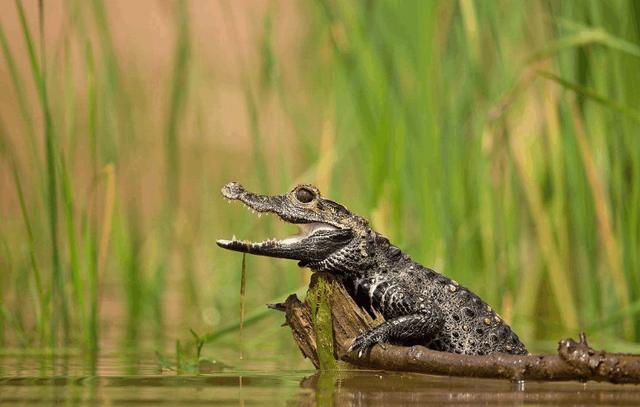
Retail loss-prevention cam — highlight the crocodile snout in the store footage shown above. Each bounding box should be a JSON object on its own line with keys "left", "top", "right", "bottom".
{"left": 221, "top": 182, "right": 245, "bottom": 199}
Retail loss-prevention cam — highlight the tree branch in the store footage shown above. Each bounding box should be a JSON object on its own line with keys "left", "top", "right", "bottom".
{"left": 280, "top": 273, "right": 640, "bottom": 384}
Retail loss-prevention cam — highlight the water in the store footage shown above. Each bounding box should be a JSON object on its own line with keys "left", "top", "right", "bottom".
{"left": 1, "top": 352, "right": 640, "bottom": 406}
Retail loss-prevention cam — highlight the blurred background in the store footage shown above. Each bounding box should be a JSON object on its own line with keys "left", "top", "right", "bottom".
{"left": 0, "top": 0, "right": 639, "bottom": 365}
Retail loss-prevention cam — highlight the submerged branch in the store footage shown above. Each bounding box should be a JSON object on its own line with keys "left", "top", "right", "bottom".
{"left": 280, "top": 273, "right": 640, "bottom": 384}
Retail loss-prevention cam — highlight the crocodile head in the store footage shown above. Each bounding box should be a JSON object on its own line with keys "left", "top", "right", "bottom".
{"left": 216, "top": 182, "right": 373, "bottom": 271}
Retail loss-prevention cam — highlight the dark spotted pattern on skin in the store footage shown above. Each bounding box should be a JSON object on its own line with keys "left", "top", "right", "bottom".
{"left": 345, "top": 253, "right": 527, "bottom": 356}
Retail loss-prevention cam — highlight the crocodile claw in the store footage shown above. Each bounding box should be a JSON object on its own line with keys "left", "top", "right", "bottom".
{"left": 348, "top": 332, "right": 384, "bottom": 358}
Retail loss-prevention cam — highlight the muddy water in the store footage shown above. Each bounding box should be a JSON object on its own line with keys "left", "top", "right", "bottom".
{"left": 1, "top": 353, "right": 639, "bottom": 406}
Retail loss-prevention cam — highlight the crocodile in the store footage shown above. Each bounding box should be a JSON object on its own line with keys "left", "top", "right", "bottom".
{"left": 216, "top": 182, "right": 527, "bottom": 356}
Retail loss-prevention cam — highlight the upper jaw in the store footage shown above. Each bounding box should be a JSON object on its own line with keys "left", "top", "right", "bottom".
{"left": 220, "top": 182, "right": 330, "bottom": 224}
{"left": 221, "top": 181, "right": 286, "bottom": 215}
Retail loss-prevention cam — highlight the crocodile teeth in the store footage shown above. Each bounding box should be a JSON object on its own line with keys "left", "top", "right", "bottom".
{"left": 221, "top": 221, "right": 338, "bottom": 247}
{"left": 221, "top": 190, "right": 338, "bottom": 247}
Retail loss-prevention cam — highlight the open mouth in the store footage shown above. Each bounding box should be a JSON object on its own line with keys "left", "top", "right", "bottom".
{"left": 215, "top": 182, "right": 339, "bottom": 253}
{"left": 216, "top": 221, "right": 338, "bottom": 250}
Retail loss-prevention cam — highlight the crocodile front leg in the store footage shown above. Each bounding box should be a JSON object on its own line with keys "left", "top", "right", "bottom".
{"left": 347, "top": 273, "right": 445, "bottom": 356}
{"left": 348, "top": 307, "right": 444, "bottom": 357}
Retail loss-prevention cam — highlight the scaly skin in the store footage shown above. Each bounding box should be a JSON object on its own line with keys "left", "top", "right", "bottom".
{"left": 217, "top": 182, "right": 527, "bottom": 356}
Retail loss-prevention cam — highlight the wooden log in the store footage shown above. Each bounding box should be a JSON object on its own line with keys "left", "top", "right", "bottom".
{"left": 280, "top": 273, "right": 640, "bottom": 384}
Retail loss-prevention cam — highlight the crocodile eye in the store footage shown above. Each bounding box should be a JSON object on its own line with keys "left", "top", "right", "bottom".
{"left": 295, "top": 187, "right": 315, "bottom": 203}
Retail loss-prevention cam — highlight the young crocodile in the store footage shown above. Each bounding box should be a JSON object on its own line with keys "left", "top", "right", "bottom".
{"left": 217, "top": 182, "right": 527, "bottom": 356}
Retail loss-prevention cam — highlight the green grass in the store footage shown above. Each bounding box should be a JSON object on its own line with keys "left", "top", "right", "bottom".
{"left": 0, "top": 0, "right": 639, "bottom": 358}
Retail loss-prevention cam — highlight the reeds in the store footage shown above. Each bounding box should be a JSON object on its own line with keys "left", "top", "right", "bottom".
{"left": 0, "top": 0, "right": 638, "bottom": 355}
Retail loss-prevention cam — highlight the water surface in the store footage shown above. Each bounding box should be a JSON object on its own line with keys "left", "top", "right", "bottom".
{"left": 1, "top": 352, "right": 639, "bottom": 406}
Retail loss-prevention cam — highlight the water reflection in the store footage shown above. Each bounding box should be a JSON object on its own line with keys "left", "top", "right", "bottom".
{"left": 301, "top": 371, "right": 640, "bottom": 406}
{"left": 1, "top": 353, "right": 640, "bottom": 406}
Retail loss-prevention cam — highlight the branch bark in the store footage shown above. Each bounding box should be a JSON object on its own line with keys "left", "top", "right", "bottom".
{"left": 280, "top": 273, "right": 640, "bottom": 384}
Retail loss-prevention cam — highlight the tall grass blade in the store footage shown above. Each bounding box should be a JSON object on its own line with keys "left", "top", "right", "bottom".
{"left": 85, "top": 41, "right": 99, "bottom": 353}
{"left": 509, "top": 133, "right": 579, "bottom": 331}
{"left": 59, "top": 157, "right": 84, "bottom": 333}
{"left": 165, "top": 0, "right": 190, "bottom": 211}
{"left": 150, "top": 0, "right": 192, "bottom": 347}
{"left": 0, "top": 21, "right": 42, "bottom": 179}
{"left": 16, "top": 0, "right": 68, "bottom": 345}
{"left": 538, "top": 71, "right": 640, "bottom": 122}
{"left": 555, "top": 19, "right": 640, "bottom": 58}
{"left": 95, "top": 163, "right": 116, "bottom": 350}
{"left": 239, "top": 253, "right": 246, "bottom": 359}
{"left": 0, "top": 120, "right": 48, "bottom": 345}
{"left": 569, "top": 100, "right": 632, "bottom": 338}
